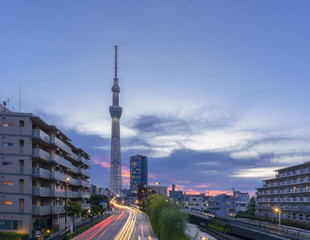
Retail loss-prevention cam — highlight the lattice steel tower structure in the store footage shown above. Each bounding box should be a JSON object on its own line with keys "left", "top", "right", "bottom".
{"left": 109, "top": 45, "right": 123, "bottom": 195}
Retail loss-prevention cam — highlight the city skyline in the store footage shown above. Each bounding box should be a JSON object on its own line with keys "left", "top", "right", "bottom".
{"left": 2, "top": 1, "right": 310, "bottom": 195}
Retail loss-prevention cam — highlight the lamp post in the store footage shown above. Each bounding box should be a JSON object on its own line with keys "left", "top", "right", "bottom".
{"left": 65, "top": 177, "right": 70, "bottom": 240}
{"left": 274, "top": 208, "right": 281, "bottom": 226}
{"left": 156, "top": 182, "right": 160, "bottom": 196}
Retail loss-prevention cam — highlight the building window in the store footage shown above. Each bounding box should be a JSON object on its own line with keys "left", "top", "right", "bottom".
{"left": 2, "top": 181, "right": 13, "bottom": 185}
{"left": 19, "top": 120, "right": 24, "bottom": 128}
{"left": 2, "top": 123, "right": 13, "bottom": 127}
{"left": 19, "top": 140, "right": 24, "bottom": 154}
{"left": 19, "top": 199, "right": 24, "bottom": 212}
{"left": 2, "top": 162, "right": 13, "bottom": 166}
{"left": 19, "top": 160, "right": 24, "bottom": 173}
{"left": 0, "top": 201, "right": 13, "bottom": 205}
{"left": 2, "top": 142, "right": 13, "bottom": 147}
{"left": 19, "top": 179, "right": 24, "bottom": 193}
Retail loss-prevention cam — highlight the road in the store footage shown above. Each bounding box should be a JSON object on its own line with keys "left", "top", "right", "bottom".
{"left": 73, "top": 210, "right": 129, "bottom": 240}
{"left": 73, "top": 204, "right": 157, "bottom": 240}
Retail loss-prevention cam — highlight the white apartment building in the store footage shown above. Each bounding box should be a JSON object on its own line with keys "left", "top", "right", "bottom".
{"left": 148, "top": 185, "right": 168, "bottom": 197}
{"left": 184, "top": 195, "right": 209, "bottom": 212}
{"left": 0, "top": 106, "right": 91, "bottom": 236}
{"left": 257, "top": 161, "right": 310, "bottom": 222}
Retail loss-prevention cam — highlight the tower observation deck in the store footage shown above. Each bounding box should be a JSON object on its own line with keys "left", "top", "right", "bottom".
{"left": 109, "top": 45, "right": 123, "bottom": 196}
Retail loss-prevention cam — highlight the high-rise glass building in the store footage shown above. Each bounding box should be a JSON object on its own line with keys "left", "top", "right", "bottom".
{"left": 130, "top": 155, "right": 148, "bottom": 193}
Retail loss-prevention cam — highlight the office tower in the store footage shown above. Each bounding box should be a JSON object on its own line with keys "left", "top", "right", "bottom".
{"left": 130, "top": 155, "right": 148, "bottom": 193}
{"left": 0, "top": 105, "right": 91, "bottom": 236}
{"left": 109, "top": 45, "right": 123, "bottom": 196}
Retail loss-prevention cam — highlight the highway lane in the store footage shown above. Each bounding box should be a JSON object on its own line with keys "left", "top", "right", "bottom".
{"left": 73, "top": 209, "right": 129, "bottom": 240}
{"left": 130, "top": 208, "right": 157, "bottom": 240}
{"left": 73, "top": 203, "right": 157, "bottom": 240}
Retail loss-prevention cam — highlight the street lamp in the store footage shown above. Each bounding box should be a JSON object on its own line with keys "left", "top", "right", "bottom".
{"left": 274, "top": 208, "right": 281, "bottom": 226}
{"left": 156, "top": 182, "right": 160, "bottom": 196}
{"left": 65, "top": 177, "right": 70, "bottom": 240}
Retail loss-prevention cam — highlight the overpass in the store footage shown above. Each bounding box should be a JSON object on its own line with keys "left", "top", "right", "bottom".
{"left": 184, "top": 210, "right": 310, "bottom": 240}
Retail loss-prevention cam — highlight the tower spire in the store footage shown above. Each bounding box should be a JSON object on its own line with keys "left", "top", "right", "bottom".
{"left": 114, "top": 45, "right": 118, "bottom": 78}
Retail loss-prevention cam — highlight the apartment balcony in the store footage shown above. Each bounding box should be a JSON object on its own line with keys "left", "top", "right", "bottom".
{"left": 54, "top": 154, "right": 73, "bottom": 169}
{"left": 52, "top": 137, "right": 71, "bottom": 153}
{"left": 50, "top": 189, "right": 80, "bottom": 198}
{"left": 79, "top": 168, "right": 90, "bottom": 178}
{"left": 32, "top": 187, "right": 51, "bottom": 197}
{"left": 79, "top": 156, "right": 90, "bottom": 167}
{"left": 282, "top": 205, "right": 310, "bottom": 212}
{"left": 79, "top": 180, "right": 90, "bottom": 188}
{"left": 32, "top": 148, "right": 52, "bottom": 162}
{"left": 52, "top": 205, "right": 65, "bottom": 214}
{"left": 32, "top": 206, "right": 51, "bottom": 215}
{"left": 32, "top": 129, "right": 52, "bottom": 145}
{"left": 67, "top": 151, "right": 79, "bottom": 162}
{"left": 81, "top": 203, "right": 90, "bottom": 209}
{"left": 32, "top": 167, "right": 51, "bottom": 179}
{"left": 80, "top": 192, "right": 90, "bottom": 199}
{"left": 68, "top": 165, "right": 79, "bottom": 174}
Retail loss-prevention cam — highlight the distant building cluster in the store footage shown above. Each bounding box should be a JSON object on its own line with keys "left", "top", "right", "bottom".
{"left": 182, "top": 190, "right": 250, "bottom": 217}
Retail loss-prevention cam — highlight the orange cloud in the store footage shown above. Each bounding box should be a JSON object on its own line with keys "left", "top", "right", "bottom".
{"left": 92, "top": 157, "right": 110, "bottom": 168}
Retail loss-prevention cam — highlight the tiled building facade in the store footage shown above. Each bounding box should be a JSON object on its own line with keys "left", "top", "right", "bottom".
{"left": 0, "top": 107, "right": 90, "bottom": 236}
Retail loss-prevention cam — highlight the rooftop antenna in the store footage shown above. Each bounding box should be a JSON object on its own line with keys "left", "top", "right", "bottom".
{"left": 7, "top": 98, "right": 10, "bottom": 110}
{"left": 114, "top": 45, "right": 118, "bottom": 78}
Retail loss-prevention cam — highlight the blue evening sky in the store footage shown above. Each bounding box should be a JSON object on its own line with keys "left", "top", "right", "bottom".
{"left": 1, "top": 1, "right": 310, "bottom": 195}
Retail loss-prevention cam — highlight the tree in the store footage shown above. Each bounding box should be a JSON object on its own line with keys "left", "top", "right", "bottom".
{"left": 65, "top": 201, "right": 82, "bottom": 231}
{"left": 245, "top": 197, "right": 257, "bottom": 219}
{"left": 145, "top": 194, "right": 189, "bottom": 240}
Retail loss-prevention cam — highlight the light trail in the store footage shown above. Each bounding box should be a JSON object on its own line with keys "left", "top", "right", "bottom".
{"left": 113, "top": 203, "right": 137, "bottom": 240}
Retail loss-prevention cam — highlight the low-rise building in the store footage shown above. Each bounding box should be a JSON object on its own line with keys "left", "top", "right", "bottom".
{"left": 148, "top": 185, "right": 168, "bottom": 197}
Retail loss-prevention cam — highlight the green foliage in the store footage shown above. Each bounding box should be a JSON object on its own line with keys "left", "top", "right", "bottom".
{"left": 245, "top": 197, "right": 257, "bottom": 218}
{"left": 0, "top": 232, "right": 29, "bottom": 240}
{"left": 65, "top": 201, "right": 82, "bottom": 231}
{"left": 207, "top": 220, "right": 231, "bottom": 234}
{"left": 146, "top": 195, "right": 189, "bottom": 240}
{"left": 90, "top": 195, "right": 109, "bottom": 213}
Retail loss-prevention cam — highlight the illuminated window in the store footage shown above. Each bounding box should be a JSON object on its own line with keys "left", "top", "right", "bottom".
{"left": 2, "top": 123, "right": 13, "bottom": 127}
{"left": 2, "top": 181, "right": 13, "bottom": 185}
{"left": 0, "top": 201, "right": 13, "bottom": 205}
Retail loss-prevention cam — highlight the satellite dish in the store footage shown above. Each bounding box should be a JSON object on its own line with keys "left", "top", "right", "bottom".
{"left": 3, "top": 101, "right": 6, "bottom": 106}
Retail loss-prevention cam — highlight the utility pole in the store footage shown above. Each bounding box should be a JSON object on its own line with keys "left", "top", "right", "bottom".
{"left": 232, "top": 187, "right": 235, "bottom": 218}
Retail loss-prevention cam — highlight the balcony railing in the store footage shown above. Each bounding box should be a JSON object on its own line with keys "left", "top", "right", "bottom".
{"left": 79, "top": 156, "right": 90, "bottom": 167}
{"left": 32, "top": 148, "right": 52, "bottom": 162}
{"left": 32, "top": 167, "right": 51, "bottom": 179}
{"left": 52, "top": 137, "right": 71, "bottom": 153}
{"left": 32, "top": 129, "right": 51, "bottom": 143}
{"left": 70, "top": 165, "right": 79, "bottom": 173}
{"left": 32, "top": 187, "right": 51, "bottom": 196}
{"left": 81, "top": 203, "right": 90, "bottom": 209}
{"left": 79, "top": 168, "right": 90, "bottom": 178}
{"left": 80, "top": 192, "right": 90, "bottom": 199}
{"left": 79, "top": 180, "right": 90, "bottom": 188}
{"left": 32, "top": 206, "right": 51, "bottom": 215}
{"left": 54, "top": 154, "right": 73, "bottom": 169}
{"left": 52, "top": 205, "right": 65, "bottom": 214}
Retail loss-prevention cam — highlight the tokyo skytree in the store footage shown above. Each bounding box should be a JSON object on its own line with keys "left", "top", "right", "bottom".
{"left": 109, "top": 45, "right": 123, "bottom": 196}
